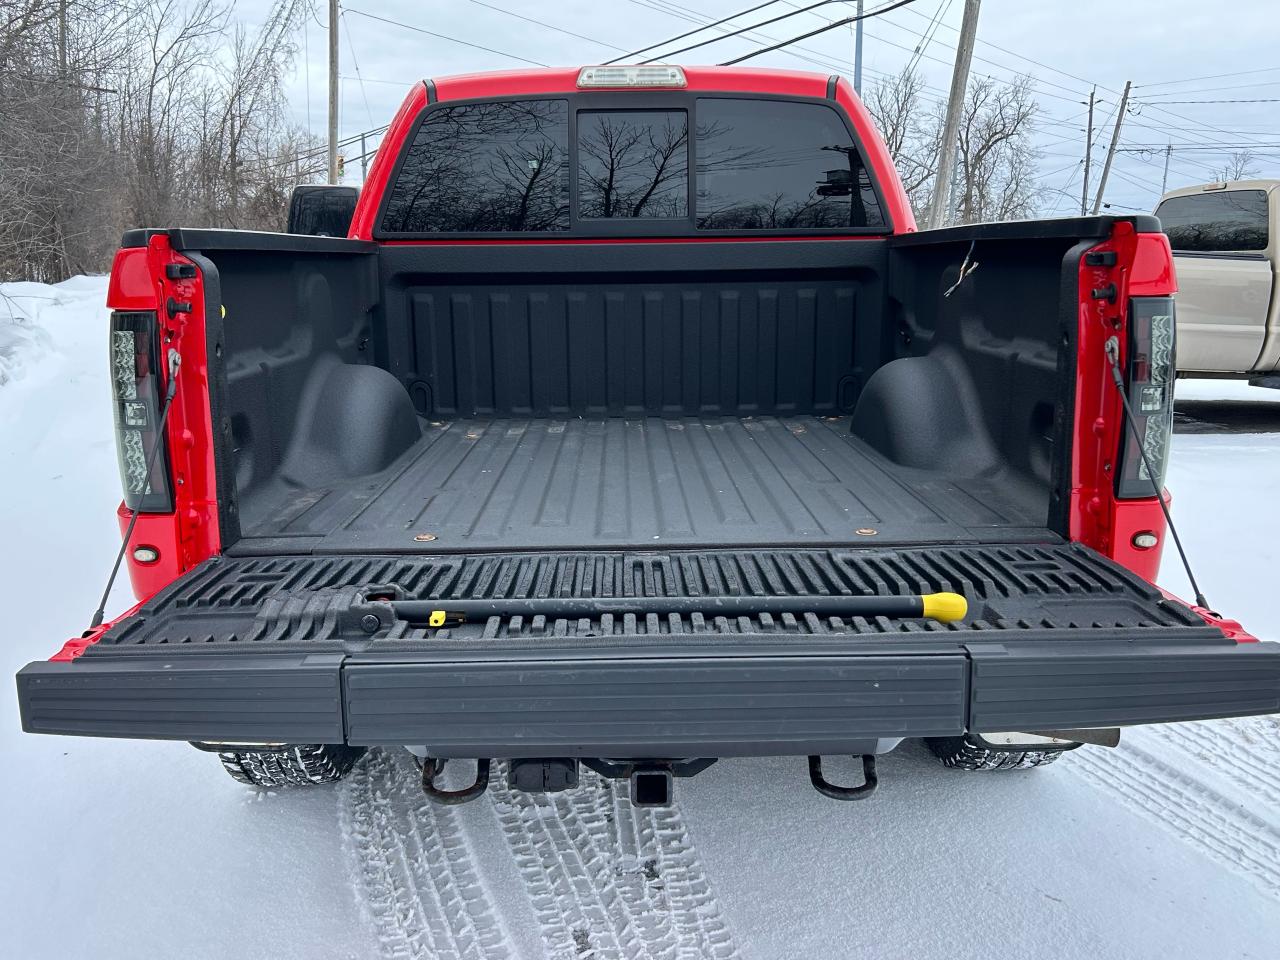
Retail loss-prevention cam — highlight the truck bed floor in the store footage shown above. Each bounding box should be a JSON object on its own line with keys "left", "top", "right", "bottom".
{"left": 234, "top": 416, "right": 1048, "bottom": 555}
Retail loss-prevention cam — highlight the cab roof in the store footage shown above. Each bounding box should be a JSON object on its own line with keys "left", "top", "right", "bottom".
{"left": 429, "top": 65, "right": 835, "bottom": 101}
{"left": 1160, "top": 179, "right": 1280, "bottom": 203}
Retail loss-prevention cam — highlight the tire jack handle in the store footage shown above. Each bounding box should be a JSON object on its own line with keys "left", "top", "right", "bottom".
{"left": 808, "top": 755, "right": 878, "bottom": 801}
{"left": 422, "top": 758, "right": 491, "bottom": 805}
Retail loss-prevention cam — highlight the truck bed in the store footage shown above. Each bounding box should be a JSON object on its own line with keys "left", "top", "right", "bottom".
{"left": 234, "top": 415, "right": 1047, "bottom": 556}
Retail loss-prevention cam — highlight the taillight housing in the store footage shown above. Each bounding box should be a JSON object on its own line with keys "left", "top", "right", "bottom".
{"left": 110, "top": 310, "right": 173, "bottom": 512}
{"left": 1116, "top": 297, "right": 1176, "bottom": 499}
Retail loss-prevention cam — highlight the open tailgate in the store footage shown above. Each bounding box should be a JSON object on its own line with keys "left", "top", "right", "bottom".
{"left": 17, "top": 543, "right": 1280, "bottom": 756}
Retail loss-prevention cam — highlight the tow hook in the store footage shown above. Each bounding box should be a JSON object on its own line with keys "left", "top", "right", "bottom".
{"left": 808, "top": 755, "right": 878, "bottom": 801}
{"left": 421, "top": 758, "right": 491, "bottom": 805}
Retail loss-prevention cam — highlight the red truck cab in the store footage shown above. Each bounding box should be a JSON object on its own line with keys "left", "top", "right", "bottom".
{"left": 17, "top": 66, "right": 1276, "bottom": 803}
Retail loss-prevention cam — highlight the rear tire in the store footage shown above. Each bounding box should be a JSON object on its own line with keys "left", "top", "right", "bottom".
{"left": 218, "top": 744, "right": 364, "bottom": 787}
{"left": 925, "top": 735, "right": 1068, "bottom": 771}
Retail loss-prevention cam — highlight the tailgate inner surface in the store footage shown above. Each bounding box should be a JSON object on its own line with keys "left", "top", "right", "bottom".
{"left": 84, "top": 542, "right": 1220, "bottom": 650}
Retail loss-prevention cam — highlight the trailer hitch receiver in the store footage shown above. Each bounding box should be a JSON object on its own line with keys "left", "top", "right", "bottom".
{"left": 808, "top": 755, "right": 878, "bottom": 801}
{"left": 422, "top": 758, "right": 491, "bottom": 805}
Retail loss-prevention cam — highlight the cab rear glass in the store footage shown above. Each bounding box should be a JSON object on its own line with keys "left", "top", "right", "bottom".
{"left": 1155, "top": 189, "right": 1269, "bottom": 252}
{"left": 378, "top": 95, "right": 889, "bottom": 237}
{"left": 578, "top": 110, "right": 690, "bottom": 220}
{"left": 696, "top": 98, "right": 886, "bottom": 230}
{"left": 380, "top": 99, "right": 570, "bottom": 233}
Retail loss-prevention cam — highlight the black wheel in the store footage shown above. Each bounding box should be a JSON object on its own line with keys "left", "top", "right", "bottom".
{"left": 217, "top": 744, "right": 364, "bottom": 787}
{"left": 925, "top": 735, "right": 1069, "bottom": 771}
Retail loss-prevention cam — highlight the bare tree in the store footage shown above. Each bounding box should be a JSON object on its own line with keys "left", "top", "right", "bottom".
{"left": 952, "top": 75, "right": 1043, "bottom": 223}
{"left": 1213, "top": 149, "right": 1260, "bottom": 183}
{"left": 864, "top": 67, "right": 1043, "bottom": 226}
{"left": 0, "top": 0, "right": 323, "bottom": 281}
{"left": 864, "top": 66, "right": 938, "bottom": 217}
{"left": 0, "top": 0, "right": 137, "bottom": 279}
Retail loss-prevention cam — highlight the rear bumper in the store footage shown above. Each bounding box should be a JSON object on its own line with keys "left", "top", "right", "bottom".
{"left": 18, "top": 639, "right": 1280, "bottom": 756}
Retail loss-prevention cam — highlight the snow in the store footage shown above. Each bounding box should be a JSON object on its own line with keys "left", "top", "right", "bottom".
{"left": 2, "top": 279, "right": 1278, "bottom": 959}
{"left": 1176, "top": 378, "right": 1280, "bottom": 404}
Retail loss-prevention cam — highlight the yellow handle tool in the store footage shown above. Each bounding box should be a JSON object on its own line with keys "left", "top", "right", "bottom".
{"left": 920, "top": 592, "right": 968, "bottom": 623}
{"left": 408, "top": 592, "right": 969, "bottom": 627}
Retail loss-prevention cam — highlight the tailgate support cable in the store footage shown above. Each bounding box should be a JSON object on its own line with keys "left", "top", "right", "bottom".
{"left": 1104, "top": 336, "right": 1211, "bottom": 611}
{"left": 88, "top": 349, "right": 181, "bottom": 630}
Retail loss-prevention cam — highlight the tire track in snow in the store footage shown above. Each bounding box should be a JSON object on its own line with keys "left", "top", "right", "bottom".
{"left": 1070, "top": 734, "right": 1280, "bottom": 899}
{"left": 489, "top": 762, "right": 742, "bottom": 960}
{"left": 1144, "top": 716, "right": 1280, "bottom": 809}
{"left": 342, "top": 750, "right": 512, "bottom": 960}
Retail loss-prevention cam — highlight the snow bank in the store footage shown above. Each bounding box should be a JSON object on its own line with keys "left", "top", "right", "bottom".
{"left": 0, "top": 276, "right": 107, "bottom": 390}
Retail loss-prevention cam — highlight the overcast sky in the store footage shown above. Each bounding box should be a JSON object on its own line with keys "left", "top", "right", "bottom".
{"left": 242, "top": 0, "right": 1280, "bottom": 215}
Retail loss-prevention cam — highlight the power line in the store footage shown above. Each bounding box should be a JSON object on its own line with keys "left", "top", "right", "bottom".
{"left": 339, "top": 74, "right": 413, "bottom": 87}
{"left": 464, "top": 0, "right": 629, "bottom": 53}
{"left": 772, "top": 0, "right": 1092, "bottom": 106}
{"left": 240, "top": 124, "right": 390, "bottom": 174}
{"left": 641, "top": 0, "right": 890, "bottom": 63}
{"left": 1137, "top": 65, "right": 1280, "bottom": 90}
{"left": 1138, "top": 98, "right": 1280, "bottom": 106}
{"left": 343, "top": 8, "right": 549, "bottom": 66}
{"left": 1130, "top": 99, "right": 1280, "bottom": 151}
{"left": 1126, "top": 148, "right": 1219, "bottom": 187}
{"left": 340, "top": 9, "right": 375, "bottom": 129}
{"left": 1141, "top": 78, "right": 1280, "bottom": 98}
{"left": 717, "top": 0, "right": 922, "bottom": 66}
{"left": 904, "top": 0, "right": 953, "bottom": 74}
{"left": 863, "top": 9, "right": 1091, "bottom": 101}
{"left": 607, "top": 0, "right": 783, "bottom": 63}
{"left": 625, "top": 0, "right": 1080, "bottom": 142}
{"left": 620, "top": 0, "right": 1096, "bottom": 150}
{"left": 1119, "top": 143, "right": 1280, "bottom": 151}
{"left": 638, "top": 0, "right": 1268, "bottom": 155}
{"left": 618, "top": 0, "right": 963, "bottom": 111}
{"left": 896, "top": 1, "right": 1101, "bottom": 92}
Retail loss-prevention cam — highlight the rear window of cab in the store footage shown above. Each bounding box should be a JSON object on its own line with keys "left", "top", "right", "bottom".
{"left": 1154, "top": 189, "right": 1270, "bottom": 252}
{"left": 378, "top": 96, "right": 888, "bottom": 237}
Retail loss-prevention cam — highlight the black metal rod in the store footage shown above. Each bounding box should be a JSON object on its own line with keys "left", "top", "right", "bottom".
{"left": 390, "top": 594, "right": 927, "bottom": 623}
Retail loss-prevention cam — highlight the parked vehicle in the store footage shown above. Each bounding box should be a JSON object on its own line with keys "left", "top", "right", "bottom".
{"left": 1154, "top": 180, "right": 1279, "bottom": 385}
{"left": 16, "top": 66, "right": 1278, "bottom": 806}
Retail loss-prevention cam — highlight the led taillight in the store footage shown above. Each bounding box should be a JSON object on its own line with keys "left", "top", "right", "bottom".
{"left": 1116, "top": 297, "right": 1175, "bottom": 499}
{"left": 110, "top": 311, "right": 173, "bottom": 512}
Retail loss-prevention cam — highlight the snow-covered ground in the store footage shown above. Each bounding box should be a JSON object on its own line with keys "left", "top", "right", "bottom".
{"left": 2, "top": 279, "right": 1278, "bottom": 959}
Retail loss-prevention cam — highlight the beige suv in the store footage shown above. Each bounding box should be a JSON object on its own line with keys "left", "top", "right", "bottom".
{"left": 1155, "top": 180, "right": 1279, "bottom": 384}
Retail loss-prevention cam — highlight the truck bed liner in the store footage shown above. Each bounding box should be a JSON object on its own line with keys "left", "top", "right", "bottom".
{"left": 235, "top": 416, "right": 1047, "bottom": 555}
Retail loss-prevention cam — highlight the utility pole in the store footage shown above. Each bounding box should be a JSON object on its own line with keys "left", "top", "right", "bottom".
{"left": 853, "top": 0, "right": 864, "bottom": 95}
{"left": 928, "top": 0, "right": 980, "bottom": 229}
{"left": 1161, "top": 141, "right": 1172, "bottom": 194}
{"left": 1091, "top": 79, "right": 1132, "bottom": 215}
{"left": 58, "top": 0, "right": 67, "bottom": 75}
{"left": 1081, "top": 86, "right": 1095, "bottom": 215}
{"left": 946, "top": 151, "right": 962, "bottom": 224}
{"left": 328, "top": 0, "right": 339, "bottom": 184}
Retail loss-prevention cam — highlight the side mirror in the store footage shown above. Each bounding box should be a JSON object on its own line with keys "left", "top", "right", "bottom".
{"left": 287, "top": 185, "right": 359, "bottom": 237}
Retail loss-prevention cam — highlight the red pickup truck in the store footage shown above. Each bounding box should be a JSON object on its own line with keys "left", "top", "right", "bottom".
{"left": 17, "top": 65, "right": 1278, "bottom": 805}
